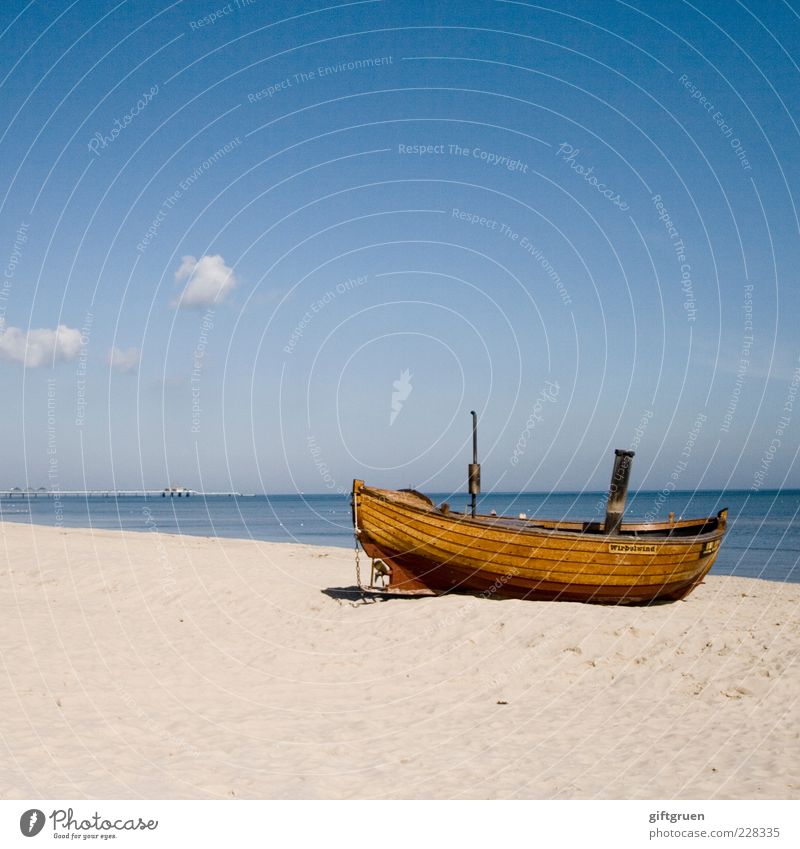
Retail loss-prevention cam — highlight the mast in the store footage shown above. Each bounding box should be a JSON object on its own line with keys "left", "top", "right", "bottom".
{"left": 468, "top": 410, "right": 480, "bottom": 518}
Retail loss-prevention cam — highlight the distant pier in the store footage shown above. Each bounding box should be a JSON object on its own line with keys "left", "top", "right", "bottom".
{"left": 1, "top": 488, "right": 242, "bottom": 499}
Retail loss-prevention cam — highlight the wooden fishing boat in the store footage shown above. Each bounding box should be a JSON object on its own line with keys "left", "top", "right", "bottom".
{"left": 352, "top": 481, "right": 727, "bottom": 604}
{"left": 351, "top": 422, "right": 727, "bottom": 604}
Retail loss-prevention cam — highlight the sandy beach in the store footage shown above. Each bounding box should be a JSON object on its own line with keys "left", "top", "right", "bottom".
{"left": 1, "top": 519, "right": 798, "bottom": 800}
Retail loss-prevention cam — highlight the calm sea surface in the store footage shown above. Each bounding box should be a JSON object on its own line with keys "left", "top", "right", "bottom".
{"left": 2, "top": 489, "right": 798, "bottom": 584}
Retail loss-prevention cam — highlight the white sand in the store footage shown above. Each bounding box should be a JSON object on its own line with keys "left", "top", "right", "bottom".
{"left": 1, "top": 520, "right": 798, "bottom": 799}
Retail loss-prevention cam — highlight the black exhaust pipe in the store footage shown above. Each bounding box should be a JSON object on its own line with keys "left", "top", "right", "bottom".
{"left": 604, "top": 449, "right": 635, "bottom": 534}
{"left": 468, "top": 410, "right": 480, "bottom": 518}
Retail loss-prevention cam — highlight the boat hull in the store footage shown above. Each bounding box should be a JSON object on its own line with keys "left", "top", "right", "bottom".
{"left": 352, "top": 481, "right": 727, "bottom": 605}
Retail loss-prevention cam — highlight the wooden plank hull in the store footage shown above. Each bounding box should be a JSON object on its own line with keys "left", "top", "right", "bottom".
{"left": 352, "top": 481, "right": 727, "bottom": 605}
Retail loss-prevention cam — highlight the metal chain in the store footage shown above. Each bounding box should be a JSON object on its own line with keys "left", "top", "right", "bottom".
{"left": 352, "top": 489, "right": 364, "bottom": 596}
{"left": 354, "top": 531, "right": 363, "bottom": 590}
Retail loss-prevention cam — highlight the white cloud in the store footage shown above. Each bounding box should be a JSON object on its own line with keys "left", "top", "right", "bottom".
{"left": 173, "top": 254, "right": 236, "bottom": 308}
{"left": 0, "top": 321, "right": 82, "bottom": 368}
{"left": 108, "top": 345, "right": 140, "bottom": 372}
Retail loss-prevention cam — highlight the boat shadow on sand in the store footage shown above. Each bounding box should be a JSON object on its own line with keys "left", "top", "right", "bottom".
{"left": 321, "top": 584, "right": 685, "bottom": 606}
{"left": 321, "top": 585, "right": 434, "bottom": 603}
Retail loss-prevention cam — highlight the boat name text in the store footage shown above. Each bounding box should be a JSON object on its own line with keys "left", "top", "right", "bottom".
{"left": 608, "top": 543, "right": 658, "bottom": 554}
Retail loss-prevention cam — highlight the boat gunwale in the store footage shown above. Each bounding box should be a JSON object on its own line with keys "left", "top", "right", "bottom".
{"left": 358, "top": 484, "right": 726, "bottom": 546}
{"left": 361, "top": 500, "right": 717, "bottom": 574}
{"left": 362, "top": 521, "right": 711, "bottom": 585}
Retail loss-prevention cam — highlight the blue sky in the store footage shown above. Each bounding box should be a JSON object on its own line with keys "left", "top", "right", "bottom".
{"left": 1, "top": 0, "right": 799, "bottom": 496}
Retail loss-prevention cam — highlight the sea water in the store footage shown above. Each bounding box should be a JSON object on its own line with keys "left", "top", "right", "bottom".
{"left": 2, "top": 489, "right": 797, "bottom": 584}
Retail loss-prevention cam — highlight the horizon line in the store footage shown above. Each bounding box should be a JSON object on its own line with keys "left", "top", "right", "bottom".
{"left": 3, "top": 487, "right": 797, "bottom": 497}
